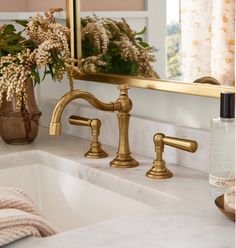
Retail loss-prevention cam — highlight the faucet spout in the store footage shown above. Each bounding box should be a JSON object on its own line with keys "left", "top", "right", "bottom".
{"left": 49, "top": 90, "right": 122, "bottom": 136}
{"left": 49, "top": 85, "right": 138, "bottom": 168}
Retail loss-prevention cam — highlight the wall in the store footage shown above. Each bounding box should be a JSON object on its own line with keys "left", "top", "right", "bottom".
{"left": 0, "top": 0, "right": 144, "bottom": 12}
{"left": 81, "top": 0, "right": 144, "bottom": 11}
{"left": 0, "top": 0, "right": 27, "bottom": 12}
{"left": 27, "top": 1, "right": 65, "bottom": 11}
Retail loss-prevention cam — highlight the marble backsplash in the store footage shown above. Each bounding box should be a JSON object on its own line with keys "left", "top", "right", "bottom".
{"left": 40, "top": 98, "right": 210, "bottom": 174}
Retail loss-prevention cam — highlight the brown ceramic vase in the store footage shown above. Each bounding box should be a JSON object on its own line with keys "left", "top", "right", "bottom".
{"left": 0, "top": 79, "right": 42, "bottom": 145}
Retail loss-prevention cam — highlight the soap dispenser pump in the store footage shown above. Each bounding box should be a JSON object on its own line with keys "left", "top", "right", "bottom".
{"left": 209, "top": 92, "right": 235, "bottom": 197}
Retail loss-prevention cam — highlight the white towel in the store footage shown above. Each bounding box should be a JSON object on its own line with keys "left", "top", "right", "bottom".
{"left": 0, "top": 187, "right": 58, "bottom": 246}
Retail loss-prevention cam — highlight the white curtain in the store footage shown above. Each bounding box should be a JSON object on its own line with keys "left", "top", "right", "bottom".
{"left": 180, "top": 0, "right": 235, "bottom": 86}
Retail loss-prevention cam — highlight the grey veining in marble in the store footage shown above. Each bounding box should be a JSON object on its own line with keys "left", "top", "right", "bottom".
{"left": 0, "top": 128, "right": 234, "bottom": 248}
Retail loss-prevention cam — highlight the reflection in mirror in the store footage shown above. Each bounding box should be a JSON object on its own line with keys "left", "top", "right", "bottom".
{"left": 0, "top": 1, "right": 67, "bottom": 41}
{"left": 166, "top": 0, "right": 181, "bottom": 81}
{"left": 0, "top": 0, "right": 234, "bottom": 90}
{"left": 79, "top": 0, "right": 161, "bottom": 79}
{"left": 80, "top": 15, "right": 159, "bottom": 79}
{"left": 180, "top": 0, "right": 235, "bottom": 86}
{"left": 78, "top": 0, "right": 235, "bottom": 87}
{"left": 0, "top": 0, "right": 65, "bottom": 12}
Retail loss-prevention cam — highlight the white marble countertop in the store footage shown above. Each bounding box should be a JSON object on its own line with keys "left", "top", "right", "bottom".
{"left": 1, "top": 128, "right": 234, "bottom": 248}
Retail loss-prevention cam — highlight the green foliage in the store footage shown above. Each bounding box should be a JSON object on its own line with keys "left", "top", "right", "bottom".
{"left": 81, "top": 17, "right": 156, "bottom": 77}
{"left": 0, "top": 23, "right": 36, "bottom": 58}
{"left": 134, "top": 27, "right": 151, "bottom": 48}
{"left": 48, "top": 50, "right": 65, "bottom": 80}
{"left": 0, "top": 9, "right": 69, "bottom": 110}
{"left": 0, "top": 24, "right": 24, "bottom": 56}
{"left": 82, "top": 37, "right": 100, "bottom": 57}
{"left": 14, "top": 20, "right": 28, "bottom": 28}
{"left": 30, "top": 65, "right": 40, "bottom": 85}
{"left": 0, "top": 23, "right": 41, "bottom": 84}
{"left": 134, "top": 26, "right": 147, "bottom": 36}
{"left": 101, "top": 50, "right": 137, "bottom": 76}
{"left": 0, "top": 18, "right": 65, "bottom": 85}
{"left": 167, "top": 22, "right": 182, "bottom": 80}
{"left": 167, "top": 22, "right": 180, "bottom": 36}
{"left": 99, "top": 36, "right": 144, "bottom": 76}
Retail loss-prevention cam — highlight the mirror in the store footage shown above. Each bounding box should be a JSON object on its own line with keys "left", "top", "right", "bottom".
{"left": 68, "top": 0, "right": 235, "bottom": 97}
{"left": 0, "top": 1, "right": 234, "bottom": 97}
{"left": 0, "top": 1, "right": 66, "bottom": 12}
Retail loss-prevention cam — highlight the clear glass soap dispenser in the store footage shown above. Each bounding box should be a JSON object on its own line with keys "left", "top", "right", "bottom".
{"left": 209, "top": 92, "right": 235, "bottom": 197}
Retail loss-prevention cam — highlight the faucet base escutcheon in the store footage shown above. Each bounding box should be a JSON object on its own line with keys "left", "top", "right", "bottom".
{"left": 110, "top": 155, "right": 138, "bottom": 168}
{"left": 146, "top": 159, "right": 173, "bottom": 179}
{"left": 85, "top": 142, "right": 108, "bottom": 159}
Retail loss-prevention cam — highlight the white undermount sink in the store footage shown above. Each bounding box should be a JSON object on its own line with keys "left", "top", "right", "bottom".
{"left": 0, "top": 150, "right": 175, "bottom": 232}
{"left": 0, "top": 151, "right": 157, "bottom": 231}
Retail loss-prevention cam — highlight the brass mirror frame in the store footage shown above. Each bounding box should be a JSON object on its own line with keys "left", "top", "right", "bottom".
{"left": 66, "top": 0, "right": 235, "bottom": 98}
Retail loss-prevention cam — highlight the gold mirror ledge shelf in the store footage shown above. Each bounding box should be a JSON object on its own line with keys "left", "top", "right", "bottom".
{"left": 75, "top": 73, "right": 235, "bottom": 99}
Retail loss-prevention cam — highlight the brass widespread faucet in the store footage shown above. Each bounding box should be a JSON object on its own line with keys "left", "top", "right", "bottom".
{"left": 49, "top": 85, "right": 139, "bottom": 168}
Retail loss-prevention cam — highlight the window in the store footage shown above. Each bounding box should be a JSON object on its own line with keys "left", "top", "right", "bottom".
{"left": 166, "top": 0, "right": 182, "bottom": 80}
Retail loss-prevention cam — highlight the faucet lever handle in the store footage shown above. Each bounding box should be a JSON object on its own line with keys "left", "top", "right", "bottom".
{"left": 69, "top": 115, "right": 92, "bottom": 127}
{"left": 69, "top": 115, "right": 108, "bottom": 159}
{"left": 146, "top": 133, "right": 198, "bottom": 179}
{"left": 157, "top": 134, "right": 198, "bottom": 153}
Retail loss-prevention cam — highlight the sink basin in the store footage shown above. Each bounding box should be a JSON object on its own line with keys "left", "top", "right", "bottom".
{"left": 0, "top": 152, "right": 154, "bottom": 232}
